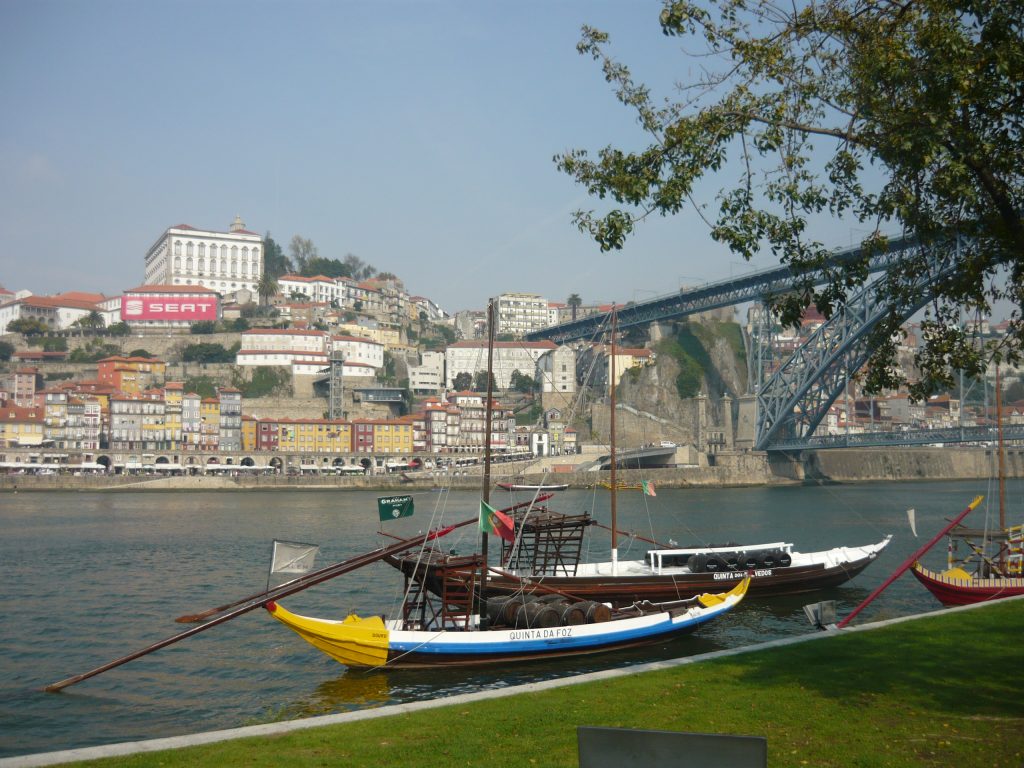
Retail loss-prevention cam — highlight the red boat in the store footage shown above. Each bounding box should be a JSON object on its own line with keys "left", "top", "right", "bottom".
{"left": 911, "top": 368, "right": 1023, "bottom": 607}
{"left": 910, "top": 561, "right": 1024, "bottom": 606}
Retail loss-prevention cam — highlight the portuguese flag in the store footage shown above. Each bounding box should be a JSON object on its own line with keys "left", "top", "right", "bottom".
{"left": 479, "top": 500, "right": 515, "bottom": 542}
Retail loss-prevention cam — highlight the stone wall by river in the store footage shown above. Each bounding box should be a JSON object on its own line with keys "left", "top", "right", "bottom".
{"left": 2, "top": 446, "right": 1017, "bottom": 492}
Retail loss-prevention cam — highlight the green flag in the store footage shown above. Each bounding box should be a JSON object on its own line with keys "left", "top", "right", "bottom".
{"left": 378, "top": 494, "right": 414, "bottom": 521}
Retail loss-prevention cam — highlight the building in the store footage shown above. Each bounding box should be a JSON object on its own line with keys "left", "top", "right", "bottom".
{"left": 409, "top": 351, "right": 445, "bottom": 395}
{"left": 0, "top": 404, "right": 45, "bottom": 447}
{"left": 97, "top": 356, "right": 167, "bottom": 394}
{"left": 0, "top": 293, "right": 105, "bottom": 334}
{"left": 121, "top": 285, "right": 221, "bottom": 330}
{"left": 330, "top": 335, "right": 384, "bottom": 370}
{"left": 163, "top": 383, "right": 183, "bottom": 448}
{"left": 218, "top": 387, "right": 242, "bottom": 451}
{"left": 109, "top": 393, "right": 167, "bottom": 451}
{"left": 0, "top": 367, "right": 43, "bottom": 408}
{"left": 495, "top": 292, "right": 551, "bottom": 337}
{"left": 537, "top": 345, "right": 577, "bottom": 394}
{"left": 181, "top": 392, "right": 203, "bottom": 450}
{"left": 578, "top": 343, "right": 655, "bottom": 394}
{"left": 278, "top": 274, "right": 346, "bottom": 305}
{"left": 445, "top": 340, "right": 558, "bottom": 390}
{"left": 143, "top": 217, "right": 263, "bottom": 299}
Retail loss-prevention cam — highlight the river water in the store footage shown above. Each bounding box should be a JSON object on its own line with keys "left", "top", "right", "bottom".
{"left": 1, "top": 479, "right": 1014, "bottom": 758}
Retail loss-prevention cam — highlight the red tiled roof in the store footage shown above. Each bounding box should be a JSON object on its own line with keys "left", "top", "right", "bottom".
{"left": 448, "top": 340, "right": 557, "bottom": 350}
{"left": 123, "top": 284, "right": 218, "bottom": 294}
{"left": 21, "top": 295, "right": 100, "bottom": 310}
{"left": 52, "top": 291, "right": 107, "bottom": 303}
{"left": 242, "top": 328, "right": 326, "bottom": 337}
{"left": 332, "top": 335, "right": 381, "bottom": 345}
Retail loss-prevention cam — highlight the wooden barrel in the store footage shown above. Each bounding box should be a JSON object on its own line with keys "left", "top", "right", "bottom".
{"left": 576, "top": 601, "right": 612, "bottom": 624}
{"left": 514, "top": 601, "right": 561, "bottom": 629}
{"left": 488, "top": 595, "right": 535, "bottom": 626}
{"left": 557, "top": 602, "right": 587, "bottom": 626}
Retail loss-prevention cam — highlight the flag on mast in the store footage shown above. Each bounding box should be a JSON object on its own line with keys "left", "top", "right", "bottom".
{"left": 642, "top": 480, "right": 657, "bottom": 497}
{"left": 479, "top": 500, "right": 515, "bottom": 542}
{"left": 270, "top": 540, "right": 320, "bottom": 575}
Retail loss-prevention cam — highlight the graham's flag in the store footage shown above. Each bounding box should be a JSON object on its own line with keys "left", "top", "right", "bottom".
{"left": 270, "top": 540, "right": 320, "bottom": 575}
{"left": 378, "top": 494, "right": 415, "bottom": 521}
{"left": 479, "top": 500, "right": 515, "bottom": 542}
{"left": 642, "top": 480, "right": 657, "bottom": 497}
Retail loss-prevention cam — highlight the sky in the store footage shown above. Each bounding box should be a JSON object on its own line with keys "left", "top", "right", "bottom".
{"left": 1, "top": 0, "right": 847, "bottom": 315}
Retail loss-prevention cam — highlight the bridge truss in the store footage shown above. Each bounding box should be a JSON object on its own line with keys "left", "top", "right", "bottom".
{"left": 753, "top": 245, "right": 960, "bottom": 449}
{"left": 526, "top": 234, "right": 984, "bottom": 451}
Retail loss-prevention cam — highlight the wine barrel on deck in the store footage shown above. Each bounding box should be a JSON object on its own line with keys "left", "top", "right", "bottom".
{"left": 514, "top": 601, "right": 561, "bottom": 629}
{"left": 575, "top": 601, "right": 612, "bottom": 624}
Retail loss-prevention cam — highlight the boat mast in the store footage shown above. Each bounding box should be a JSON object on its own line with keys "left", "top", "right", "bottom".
{"left": 479, "top": 298, "right": 496, "bottom": 622}
{"left": 609, "top": 307, "right": 618, "bottom": 575}
{"left": 997, "top": 364, "right": 1006, "bottom": 534}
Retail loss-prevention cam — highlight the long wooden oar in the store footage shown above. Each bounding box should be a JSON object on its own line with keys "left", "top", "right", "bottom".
{"left": 836, "top": 495, "right": 983, "bottom": 629}
{"left": 176, "top": 496, "right": 549, "bottom": 623}
{"left": 44, "top": 521, "right": 473, "bottom": 693}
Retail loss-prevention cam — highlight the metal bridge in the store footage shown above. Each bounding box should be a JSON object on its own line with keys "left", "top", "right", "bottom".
{"left": 525, "top": 234, "right": 919, "bottom": 345}
{"left": 526, "top": 235, "right": 980, "bottom": 452}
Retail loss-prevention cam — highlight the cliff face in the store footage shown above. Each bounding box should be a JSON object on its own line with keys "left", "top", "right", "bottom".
{"left": 607, "top": 320, "right": 748, "bottom": 446}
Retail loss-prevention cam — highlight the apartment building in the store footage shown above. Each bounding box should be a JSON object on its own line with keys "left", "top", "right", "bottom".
{"left": 494, "top": 292, "right": 550, "bottom": 337}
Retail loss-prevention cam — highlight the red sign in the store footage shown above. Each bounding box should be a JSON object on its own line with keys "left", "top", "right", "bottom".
{"left": 121, "top": 295, "right": 219, "bottom": 322}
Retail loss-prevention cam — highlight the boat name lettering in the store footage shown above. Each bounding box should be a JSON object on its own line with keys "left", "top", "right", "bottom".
{"left": 508, "top": 627, "right": 573, "bottom": 641}
{"left": 713, "top": 568, "right": 773, "bottom": 580}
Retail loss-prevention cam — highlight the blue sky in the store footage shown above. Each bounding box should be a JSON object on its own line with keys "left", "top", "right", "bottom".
{"left": 1, "top": 0, "right": 833, "bottom": 314}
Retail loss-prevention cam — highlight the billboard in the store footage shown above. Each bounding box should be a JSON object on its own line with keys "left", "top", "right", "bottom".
{"left": 121, "top": 295, "right": 219, "bottom": 322}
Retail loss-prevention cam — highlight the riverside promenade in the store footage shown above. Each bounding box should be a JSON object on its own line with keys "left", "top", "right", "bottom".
{"left": 0, "top": 446, "right": 1019, "bottom": 493}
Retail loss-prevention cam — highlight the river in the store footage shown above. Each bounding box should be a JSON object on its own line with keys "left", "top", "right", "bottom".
{"left": 0, "top": 479, "right": 1013, "bottom": 759}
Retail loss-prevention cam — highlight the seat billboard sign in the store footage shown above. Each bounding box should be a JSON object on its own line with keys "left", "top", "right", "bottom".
{"left": 121, "top": 295, "right": 219, "bottom": 321}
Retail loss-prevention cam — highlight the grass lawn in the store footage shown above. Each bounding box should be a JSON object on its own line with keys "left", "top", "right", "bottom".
{"left": 65, "top": 601, "right": 1024, "bottom": 767}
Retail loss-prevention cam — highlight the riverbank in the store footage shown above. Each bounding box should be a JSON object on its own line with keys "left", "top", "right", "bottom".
{"left": 7, "top": 597, "right": 1022, "bottom": 768}
{"left": 1, "top": 446, "right": 1018, "bottom": 492}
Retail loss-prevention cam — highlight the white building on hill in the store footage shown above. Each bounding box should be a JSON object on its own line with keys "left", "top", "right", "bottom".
{"left": 144, "top": 216, "right": 263, "bottom": 299}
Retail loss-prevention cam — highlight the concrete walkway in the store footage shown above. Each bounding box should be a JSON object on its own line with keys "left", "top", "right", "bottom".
{"left": 4, "top": 598, "right": 1011, "bottom": 768}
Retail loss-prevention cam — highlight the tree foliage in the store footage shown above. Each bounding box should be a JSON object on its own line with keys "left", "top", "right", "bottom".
{"left": 473, "top": 370, "right": 497, "bottom": 392}
{"left": 190, "top": 321, "right": 218, "bottom": 335}
{"left": 0, "top": 340, "right": 14, "bottom": 361}
{"left": 182, "top": 342, "right": 238, "bottom": 363}
{"left": 7, "top": 318, "right": 48, "bottom": 336}
{"left": 343, "top": 253, "right": 377, "bottom": 281}
{"left": 300, "top": 256, "right": 350, "bottom": 278}
{"left": 558, "top": 0, "right": 1024, "bottom": 399}
{"left": 567, "top": 293, "right": 583, "bottom": 321}
{"left": 262, "top": 234, "right": 292, "bottom": 278}
{"left": 452, "top": 372, "right": 473, "bottom": 390}
{"left": 510, "top": 369, "right": 536, "bottom": 393}
{"left": 238, "top": 366, "right": 292, "bottom": 398}
{"left": 288, "top": 235, "right": 319, "bottom": 274}
{"left": 68, "top": 339, "right": 121, "bottom": 363}
{"left": 184, "top": 375, "right": 218, "bottom": 399}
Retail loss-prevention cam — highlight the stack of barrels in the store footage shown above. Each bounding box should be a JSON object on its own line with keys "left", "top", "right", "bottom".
{"left": 486, "top": 593, "right": 612, "bottom": 629}
{"left": 686, "top": 549, "right": 793, "bottom": 573}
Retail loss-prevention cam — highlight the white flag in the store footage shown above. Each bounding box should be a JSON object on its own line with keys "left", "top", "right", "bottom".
{"left": 270, "top": 540, "right": 319, "bottom": 575}
{"left": 907, "top": 509, "right": 917, "bottom": 538}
